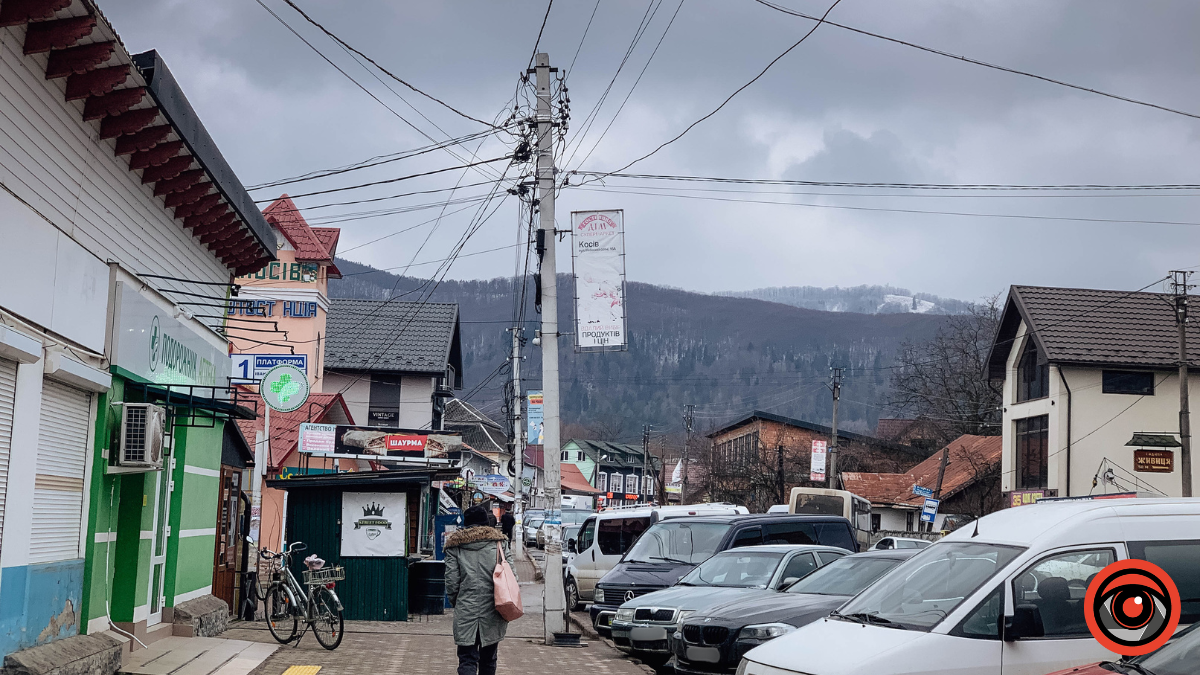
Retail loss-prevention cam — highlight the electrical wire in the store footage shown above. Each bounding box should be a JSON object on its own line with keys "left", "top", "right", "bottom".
{"left": 566, "top": 0, "right": 602, "bottom": 77}
{"left": 255, "top": 156, "right": 511, "bottom": 202}
{"left": 752, "top": 0, "right": 1200, "bottom": 122}
{"left": 578, "top": 0, "right": 843, "bottom": 179}
{"left": 280, "top": 0, "right": 500, "bottom": 128}
{"left": 528, "top": 0, "right": 555, "bottom": 70}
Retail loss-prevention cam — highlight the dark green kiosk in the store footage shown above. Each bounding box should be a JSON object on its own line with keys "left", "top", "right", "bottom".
{"left": 266, "top": 467, "right": 458, "bottom": 621}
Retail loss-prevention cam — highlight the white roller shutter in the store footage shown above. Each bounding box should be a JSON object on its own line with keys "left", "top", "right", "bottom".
{"left": 30, "top": 379, "right": 91, "bottom": 563}
{"left": 0, "top": 359, "right": 16, "bottom": 556}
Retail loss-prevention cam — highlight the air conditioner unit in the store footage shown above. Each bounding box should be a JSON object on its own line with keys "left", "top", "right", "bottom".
{"left": 118, "top": 403, "right": 166, "bottom": 469}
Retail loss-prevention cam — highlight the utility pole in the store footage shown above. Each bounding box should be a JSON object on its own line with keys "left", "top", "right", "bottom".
{"left": 532, "top": 53, "right": 566, "bottom": 641}
{"left": 1172, "top": 271, "right": 1194, "bottom": 497}
{"left": 510, "top": 327, "right": 525, "bottom": 557}
{"left": 642, "top": 424, "right": 651, "bottom": 504}
{"left": 827, "top": 367, "right": 843, "bottom": 489}
{"left": 776, "top": 445, "right": 786, "bottom": 506}
{"left": 682, "top": 404, "right": 695, "bottom": 504}
{"left": 928, "top": 443, "right": 950, "bottom": 532}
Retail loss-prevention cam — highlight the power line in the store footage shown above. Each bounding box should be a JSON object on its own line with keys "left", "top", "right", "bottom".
{"left": 571, "top": 185, "right": 1200, "bottom": 227}
{"left": 752, "top": 0, "right": 1200, "bottom": 122}
{"left": 528, "top": 0, "right": 555, "bottom": 70}
{"left": 569, "top": 171, "right": 1200, "bottom": 192}
{"left": 579, "top": 0, "right": 843, "bottom": 179}
{"left": 280, "top": 0, "right": 501, "bottom": 128}
{"left": 262, "top": 156, "right": 511, "bottom": 202}
{"left": 566, "top": 0, "right": 601, "bottom": 77}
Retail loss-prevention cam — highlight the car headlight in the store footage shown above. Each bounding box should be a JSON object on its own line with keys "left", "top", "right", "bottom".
{"left": 616, "top": 608, "right": 635, "bottom": 621}
{"left": 738, "top": 623, "right": 796, "bottom": 640}
{"left": 594, "top": 588, "right": 604, "bottom": 603}
{"left": 676, "top": 610, "right": 695, "bottom": 628}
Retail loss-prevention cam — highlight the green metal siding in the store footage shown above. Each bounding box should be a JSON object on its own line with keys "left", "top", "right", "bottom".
{"left": 285, "top": 487, "right": 409, "bottom": 621}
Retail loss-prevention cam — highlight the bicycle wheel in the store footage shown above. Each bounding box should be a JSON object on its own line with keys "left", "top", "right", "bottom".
{"left": 265, "top": 585, "right": 298, "bottom": 643}
{"left": 311, "top": 587, "right": 344, "bottom": 650}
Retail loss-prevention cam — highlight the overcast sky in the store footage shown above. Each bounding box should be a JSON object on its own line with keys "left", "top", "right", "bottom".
{"left": 102, "top": 0, "right": 1200, "bottom": 304}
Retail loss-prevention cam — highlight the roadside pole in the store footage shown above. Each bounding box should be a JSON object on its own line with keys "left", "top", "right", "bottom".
{"left": 533, "top": 52, "right": 567, "bottom": 641}
{"left": 827, "top": 367, "right": 843, "bottom": 489}
{"left": 682, "top": 404, "right": 695, "bottom": 504}
{"left": 929, "top": 444, "right": 949, "bottom": 532}
{"left": 511, "top": 327, "right": 525, "bottom": 557}
{"left": 1172, "top": 270, "right": 1193, "bottom": 497}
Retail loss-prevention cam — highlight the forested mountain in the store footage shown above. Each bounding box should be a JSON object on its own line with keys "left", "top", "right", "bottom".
{"left": 330, "top": 259, "right": 949, "bottom": 440}
{"left": 722, "top": 285, "right": 973, "bottom": 315}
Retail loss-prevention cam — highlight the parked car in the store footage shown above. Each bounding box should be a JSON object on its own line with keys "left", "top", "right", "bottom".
{"left": 523, "top": 514, "right": 545, "bottom": 547}
{"left": 869, "top": 536, "right": 933, "bottom": 551}
{"left": 766, "top": 504, "right": 789, "bottom": 514}
{"left": 589, "top": 513, "right": 858, "bottom": 635}
{"left": 737, "top": 498, "right": 1200, "bottom": 675}
{"left": 1043, "top": 621, "right": 1200, "bottom": 675}
{"left": 610, "top": 545, "right": 848, "bottom": 665}
{"left": 565, "top": 503, "right": 749, "bottom": 609}
{"left": 536, "top": 508, "right": 593, "bottom": 549}
{"left": 672, "top": 549, "right": 920, "bottom": 675}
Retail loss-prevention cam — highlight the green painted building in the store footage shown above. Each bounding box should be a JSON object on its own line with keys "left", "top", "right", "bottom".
{"left": 560, "top": 439, "right": 662, "bottom": 505}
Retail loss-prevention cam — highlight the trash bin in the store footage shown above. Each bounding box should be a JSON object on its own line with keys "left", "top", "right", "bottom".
{"left": 409, "top": 560, "right": 446, "bottom": 615}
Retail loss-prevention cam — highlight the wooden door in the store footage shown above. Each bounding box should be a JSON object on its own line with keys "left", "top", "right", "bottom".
{"left": 212, "top": 465, "right": 242, "bottom": 612}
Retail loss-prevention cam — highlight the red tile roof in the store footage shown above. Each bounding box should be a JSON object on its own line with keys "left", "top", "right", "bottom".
{"left": 235, "top": 391, "right": 353, "bottom": 467}
{"left": 261, "top": 195, "right": 337, "bottom": 262}
{"left": 562, "top": 462, "right": 604, "bottom": 495}
{"left": 842, "top": 435, "right": 1002, "bottom": 507}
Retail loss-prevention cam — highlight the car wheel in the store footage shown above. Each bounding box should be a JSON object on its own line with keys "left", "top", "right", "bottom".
{"left": 565, "top": 578, "right": 581, "bottom": 611}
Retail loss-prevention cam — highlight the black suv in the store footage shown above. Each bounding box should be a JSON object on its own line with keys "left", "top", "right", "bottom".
{"left": 589, "top": 514, "right": 857, "bottom": 634}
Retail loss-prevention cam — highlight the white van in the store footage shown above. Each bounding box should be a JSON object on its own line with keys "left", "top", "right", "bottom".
{"left": 565, "top": 503, "right": 748, "bottom": 609}
{"left": 740, "top": 498, "right": 1200, "bottom": 675}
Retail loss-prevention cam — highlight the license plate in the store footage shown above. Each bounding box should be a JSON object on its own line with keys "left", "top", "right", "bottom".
{"left": 631, "top": 626, "right": 667, "bottom": 641}
{"left": 686, "top": 646, "right": 722, "bottom": 663}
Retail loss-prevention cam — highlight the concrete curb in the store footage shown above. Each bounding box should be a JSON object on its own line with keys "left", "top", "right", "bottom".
{"left": 568, "top": 611, "right": 599, "bottom": 640}
{"left": 521, "top": 547, "right": 544, "bottom": 582}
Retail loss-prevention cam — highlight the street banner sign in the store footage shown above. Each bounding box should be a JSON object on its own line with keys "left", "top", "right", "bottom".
{"left": 912, "top": 485, "right": 934, "bottom": 498}
{"left": 298, "top": 423, "right": 337, "bottom": 455}
{"left": 231, "top": 353, "right": 306, "bottom": 381}
{"left": 920, "top": 497, "right": 940, "bottom": 523}
{"left": 260, "top": 363, "right": 309, "bottom": 412}
{"left": 470, "top": 474, "right": 511, "bottom": 496}
{"left": 297, "top": 424, "right": 457, "bottom": 461}
{"left": 571, "top": 210, "right": 627, "bottom": 351}
{"left": 810, "top": 440, "right": 827, "bottom": 481}
{"left": 526, "top": 391, "right": 544, "bottom": 444}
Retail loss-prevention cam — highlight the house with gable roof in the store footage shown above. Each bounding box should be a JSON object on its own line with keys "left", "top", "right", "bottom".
{"left": 987, "top": 285, "right": 1200, "bottom": 501}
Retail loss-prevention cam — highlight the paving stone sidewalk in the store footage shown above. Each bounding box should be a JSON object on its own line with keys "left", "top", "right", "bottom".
{"left": 233, "top": 580, "right": 646, "bottom": 675}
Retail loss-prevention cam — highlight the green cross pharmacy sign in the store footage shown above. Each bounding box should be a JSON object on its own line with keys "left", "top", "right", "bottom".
{"left": 260, "top": 364, "right": 310, "bottom": 413}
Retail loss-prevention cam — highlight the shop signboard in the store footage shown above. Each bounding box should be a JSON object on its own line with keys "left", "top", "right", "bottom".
{"left": 1004, "top": 489, "right": 1059, "bottom": 508}
{"left": 1134, "top": 449, "right": 1175, "bottom": 473}
{"left": 341, "top": 492, "right": 407, "bottom": 557}
{"left": 110, "top": 281, "right": 226, "bottom": 388}
{"left": 571, "top": 210, "right": 627, "bottom": 351}
{"left": 470, "top": 474, "right": 511, "bottom": 496}
{"left": 297, "top": 424, "right": 455, "bottom": 460}
{"left": 260, "top": 364, "right": 309, "bottom": 413}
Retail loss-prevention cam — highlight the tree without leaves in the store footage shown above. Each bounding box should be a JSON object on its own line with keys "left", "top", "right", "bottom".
{"left": 888, "top": 296, "right": 1003, "bottom": 443}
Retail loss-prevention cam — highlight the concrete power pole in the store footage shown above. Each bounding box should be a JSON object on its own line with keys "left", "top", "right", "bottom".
{"left": 827, "top": 367, "right": 843, "bottom": 489}
{"left": 928, "top": 443, "right": 950, "bottom": 532}
{"left": 533, "top": 53, "right": 566, "bottom": 641}
{"left": 682, "top": 404, "right": 695, "bottom": 504}
{"left": 1172, "top": 270, "right": 1193, "bottom": 497}
{"left": 510, "top": 328, "right": 525, "bottom": 557}
{"left": 642, "top": 424, "right": 651, "bottom": 504}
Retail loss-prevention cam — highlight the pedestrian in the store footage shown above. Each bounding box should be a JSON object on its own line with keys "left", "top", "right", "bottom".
{"left": 445, "top": 505, "right": 518, "bottom": 675}
{"left": 499, "top": 506, "right": 516, "bottom": 542}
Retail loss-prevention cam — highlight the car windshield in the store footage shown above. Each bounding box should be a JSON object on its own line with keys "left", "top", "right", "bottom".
{"left": 792, "top": 494, "right": 845, "bottom": 517}
{"left": 624, "top": 522, "right": 731, "bottom": 565}
{"left": 561, "top": 510, "right": 592, "bottom": 525}
{"left": 787, "top": 556, "right": 905, "bottom": 596}
{"left": 835, "top": 542, "right": 1024, "bottom": 631}
{"left": 1131, "top": 622, "right": 1200, "bottom": 674}
{"left": 896, "top": 540, "right": 930, "bottom": 549}
{"left": 680, "top": 551, "right": 785, "bottom": 588}
{"left": 528, "top": 518, "right": 544, "bottom": 528}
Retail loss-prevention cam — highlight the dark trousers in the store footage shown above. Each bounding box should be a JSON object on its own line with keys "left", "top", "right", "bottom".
{"left": 457, "top": 637, "right": 498, "bottom": 675}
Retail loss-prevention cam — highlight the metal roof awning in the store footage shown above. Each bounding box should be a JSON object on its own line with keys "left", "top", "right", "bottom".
{"left": 1126, "top": 433, "right": 1183, "bottom": 448}
{"left": 266, "top": 468, "right": 459, "bottom": 490}
{"left": 124, "top": 381, "right": 257, "bottom": 427}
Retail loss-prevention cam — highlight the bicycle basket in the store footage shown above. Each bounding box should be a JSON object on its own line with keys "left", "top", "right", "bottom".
{"left": 303, "top": 565, "right": 346, "bottom": 585}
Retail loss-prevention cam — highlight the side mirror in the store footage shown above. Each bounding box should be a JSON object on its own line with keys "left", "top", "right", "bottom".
{"left": 567, "top": 538, "right": 577, "bottom": 553}
{"left": 1004, "top": 604, "right": 1044, "bottom": 641}
{"left": 780, "top": 577, "right": 799, "bottom": 588}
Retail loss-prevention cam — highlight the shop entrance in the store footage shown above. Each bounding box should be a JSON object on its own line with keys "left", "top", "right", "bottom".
{"left": 146, "top": 434, "right": 174, "bottom": 626}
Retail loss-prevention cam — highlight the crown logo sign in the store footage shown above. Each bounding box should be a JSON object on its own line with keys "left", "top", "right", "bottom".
{"left": 362, "top": 502, "right": 385, "bottom": 517}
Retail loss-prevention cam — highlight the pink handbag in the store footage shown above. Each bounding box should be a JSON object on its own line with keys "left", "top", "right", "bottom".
{"left": 494, "top": 542, "right": 524, "bottom": 621}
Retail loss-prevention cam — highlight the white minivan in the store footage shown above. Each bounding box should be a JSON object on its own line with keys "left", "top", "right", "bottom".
{"left": 739, "top": 498, "right": 1200, "bottom": 675}
{"left": 565, "top": 503, "right": 748, "bottom": 609}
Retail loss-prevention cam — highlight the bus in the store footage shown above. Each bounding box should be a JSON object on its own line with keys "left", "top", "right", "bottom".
{"left": 787, "top": 487, "right": 873, "bottom": 550}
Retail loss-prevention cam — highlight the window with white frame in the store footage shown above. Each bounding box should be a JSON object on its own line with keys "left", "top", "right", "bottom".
{"left": 610, "top": 472, "right": 624, "bottom": 494}
{"left": 597, "top": 472, "right": 607, "bottom": 492}
{"left": 643, "top": 474, "right": 654, "bottom": 496}
{"left": 627, "top": 474, "right": 639, "bottom": 496}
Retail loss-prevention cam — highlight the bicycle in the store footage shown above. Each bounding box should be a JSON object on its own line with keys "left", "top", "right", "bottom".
{"left": 259, "top": 542, "right": 346, "bottom": 650}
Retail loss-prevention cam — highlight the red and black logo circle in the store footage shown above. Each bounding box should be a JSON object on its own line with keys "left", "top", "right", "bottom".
{"left": 1085, "top": 559, "right": 1180, "bottom": 656}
